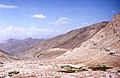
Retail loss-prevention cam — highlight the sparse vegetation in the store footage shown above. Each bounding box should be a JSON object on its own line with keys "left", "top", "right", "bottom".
{"left": 89, "top": 65, "right": 112, "bottom": 71}
{"left": 0, "top": 75, "right": 6, "bottom": 78}
{"left": 0, "top": 62, "right": 3, "bottom": 64}
{"left": 8, "top": 70, "right": 19, "bottom": 77}
{"left": 117, "top": 70, "right": 120, "bottom": 72}
{"left": 109, "top": 52, "right": 115, "bottom": 55}
{"left": 12, "top": 57, "right": 21, "bottom": 60}
{"left": 0, "top": 62, "right": 4, "bottom": 67}
{"left": 58, "top": 65, "right": 88, "bottom": 73}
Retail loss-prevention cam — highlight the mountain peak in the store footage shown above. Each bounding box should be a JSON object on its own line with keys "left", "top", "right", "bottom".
{"left": 112, "top": 13, "right": 120, "bottom": 22}
{"left": 24, "top": 37, "right": 33, "bottom": 41}
{"left": 25, "top": 37, "right": 33, "bottom": 40}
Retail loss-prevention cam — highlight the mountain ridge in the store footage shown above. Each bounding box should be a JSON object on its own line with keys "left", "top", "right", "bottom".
{"left": 21, "top": 21, "right": 109, "bottom": 59}
{"left": 0, "top": 38, "right": 44, "bottom": 55}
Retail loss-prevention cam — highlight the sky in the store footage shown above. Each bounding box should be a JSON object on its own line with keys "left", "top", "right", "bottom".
{"left": 0, "top": 0, "right": 120, "bottom": 40}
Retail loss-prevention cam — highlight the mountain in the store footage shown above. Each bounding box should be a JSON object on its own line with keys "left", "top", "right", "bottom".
{"left": 0, "top": 49, "right": 16, "bottom": 61}
{"left": 21, "top": 13, "right": 120, "bottom": 67}
{"left": 21, "top": 22, "right": 109, "bottom": 58}
{"left": 55, "top": 13, "right": 120, "bottom": 67}
{"left": 21, "top": 21, "right": 108, "bottom": 59}
{"left": 0, "top": 38, "right": 44, "bottom": 55}
{"left": 0, "top": 49, "right": 10, "bottom": 61}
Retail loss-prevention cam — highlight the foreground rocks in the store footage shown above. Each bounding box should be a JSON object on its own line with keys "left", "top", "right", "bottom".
{"left": 0, "top": 60, "right": 119, "bottom": 78}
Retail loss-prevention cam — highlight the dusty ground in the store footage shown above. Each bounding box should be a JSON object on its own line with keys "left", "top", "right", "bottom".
{"left": 0, "top": 60, "right": 120, "bottom": 78}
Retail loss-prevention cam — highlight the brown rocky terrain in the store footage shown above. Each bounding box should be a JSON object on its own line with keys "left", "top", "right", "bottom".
{"left": 54, "top": 13, "right": 120, "bottom": 67}
{"left": 0, "top": 50, "right": 10, "bottom": 61}
{"left": 22, "top": 21, "right": 109, "bottom": 59}
{"left": 0, "top": 49, "right": 19, "bottom": 61}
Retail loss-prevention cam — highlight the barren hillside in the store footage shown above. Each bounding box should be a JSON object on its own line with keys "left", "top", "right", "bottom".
{"left": 0, "top": 49, "right": 18, "bottom": 61}
{"left": 22, "top": 22, "right": 108, "bottom": 59}
{"left": 55, "top": 13, "right": 120, "bottom": 67}
{"left": 20, "top": 13, "right": 120, "bottom": 67}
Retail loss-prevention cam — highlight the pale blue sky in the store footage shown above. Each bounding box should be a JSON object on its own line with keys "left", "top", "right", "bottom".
{"left": 0, "top": 0, "right": 120, "bottom": 40}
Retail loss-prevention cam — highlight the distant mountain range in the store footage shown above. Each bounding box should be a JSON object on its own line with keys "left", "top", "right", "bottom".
{"left": 0, "top": 38, "right": 44, "bottom": 55}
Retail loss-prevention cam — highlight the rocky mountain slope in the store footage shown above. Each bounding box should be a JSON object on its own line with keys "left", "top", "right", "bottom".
{"left": 55, "top": 13, "right": 120, "bottom": 67}
{"left": 21, "top": 13, "right": 120, "bottom": 67}
{"left": 0, "top": 49, "right": 19, "bottom": 61}
{"left": 22, "top": 21, "right": 108, "bottom": 59}
{"left": 0, "top": 50, "right": 10, "bottom": 61}
{"left": 0, "top": 38, "right": 43, "bottom": 55}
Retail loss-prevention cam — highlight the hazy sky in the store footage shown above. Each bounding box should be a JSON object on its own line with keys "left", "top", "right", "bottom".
{"left": 0, "top": 0, "right": 120, "bottom": 40}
